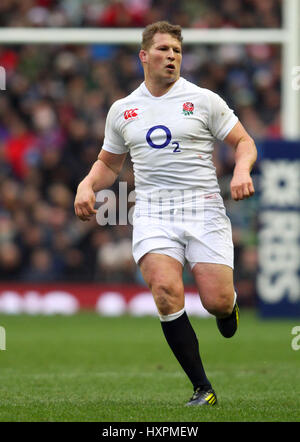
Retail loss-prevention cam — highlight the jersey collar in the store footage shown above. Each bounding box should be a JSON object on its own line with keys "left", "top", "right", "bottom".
{"left": 140, "top": 77, "right": 184, "bottom": 100}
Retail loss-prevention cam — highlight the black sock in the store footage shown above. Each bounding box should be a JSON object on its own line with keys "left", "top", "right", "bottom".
{"left": 160, "top": 311, "right": 211, "bottom": 390}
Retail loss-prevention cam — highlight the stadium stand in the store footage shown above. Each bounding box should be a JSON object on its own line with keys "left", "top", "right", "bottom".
{"left": 0, "top": 0, "right": 282, "bottom": 307}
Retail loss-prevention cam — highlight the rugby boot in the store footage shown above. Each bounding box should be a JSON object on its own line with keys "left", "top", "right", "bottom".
{"left": 186, "top": 387, "right": 217, "bottom": 406}
{"left": 216, "top": 302, "right": 239, "bottom": 338}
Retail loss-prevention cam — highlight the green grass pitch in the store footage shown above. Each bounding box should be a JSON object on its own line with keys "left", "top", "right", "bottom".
{"left": 0, "top": 310, "right": 299, "bottom": 422}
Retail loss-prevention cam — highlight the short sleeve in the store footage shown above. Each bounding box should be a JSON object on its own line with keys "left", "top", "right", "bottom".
{"left": 207, "top": 92, "right": 238, "bottom": 141}
{"left": 102, "top": 101, "right": 128, "bottom": 154}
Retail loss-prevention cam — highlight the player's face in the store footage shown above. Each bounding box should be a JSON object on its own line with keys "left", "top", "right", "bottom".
{"left": 141, "top": 33, "right": 182, "bottom": 84}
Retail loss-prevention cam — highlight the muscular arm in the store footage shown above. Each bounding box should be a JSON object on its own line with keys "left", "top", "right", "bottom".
{"left": 224, "top": 121, "right": 257, "bottom": 201}
{"left": 74, "top": 150, "right": 127, "bottom": 221}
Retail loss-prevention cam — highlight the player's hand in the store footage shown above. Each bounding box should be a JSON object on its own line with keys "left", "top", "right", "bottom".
{"left": 230, "top": 170, "right": 255, "bottom": 201}
{"left": 74, "top": 184, "right": 97, "bottom": 221}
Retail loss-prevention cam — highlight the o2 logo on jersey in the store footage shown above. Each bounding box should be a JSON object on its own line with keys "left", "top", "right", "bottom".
{"left": 146, "top": 125, "right": 181, "bottom": 153}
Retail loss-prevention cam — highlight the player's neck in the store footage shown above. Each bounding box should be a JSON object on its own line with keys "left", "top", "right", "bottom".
{"left": 144, "top": 77, "right": 179, "bottom": 97}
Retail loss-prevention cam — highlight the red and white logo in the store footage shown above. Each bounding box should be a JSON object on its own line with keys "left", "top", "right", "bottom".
{"left": 182, "top": 102, "right": 194, "bottom": 115}
{"left": 124, "top": 108, "right": 138, "bottom": 120}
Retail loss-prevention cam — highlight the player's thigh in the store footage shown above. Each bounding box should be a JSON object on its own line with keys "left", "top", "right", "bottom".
{"left": 139, "top": 253, "right": 184, "bottom": 314}
{"left": 191, "top": 262, "right": 235, "bottom": 314}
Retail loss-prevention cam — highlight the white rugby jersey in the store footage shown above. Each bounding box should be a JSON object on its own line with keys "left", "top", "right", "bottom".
{"left": 102, "top": 77, "right": 238, "bottom": 211}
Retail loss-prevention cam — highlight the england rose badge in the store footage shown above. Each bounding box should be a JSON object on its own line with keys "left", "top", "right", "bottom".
{"left": 182, "top": 102, "right": 194, "bottom": 115}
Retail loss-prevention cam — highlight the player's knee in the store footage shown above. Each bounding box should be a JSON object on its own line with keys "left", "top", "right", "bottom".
{"left": 203, "top": 293, "right": 233, "bottom": 317}
{"left": 151, "top": 281, "right": 182, "bottom": 316}
{"left": 155, "top": 295, "right": 172, "bottom": 316}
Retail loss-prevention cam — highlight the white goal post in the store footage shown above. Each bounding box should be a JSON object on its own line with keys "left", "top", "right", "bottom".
{"left": 0, "top": 0, "right": 299, "bottom": 140}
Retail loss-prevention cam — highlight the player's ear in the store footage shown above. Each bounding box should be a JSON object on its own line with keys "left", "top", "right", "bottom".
{"left": 139, "top": 49, "right": 147, "bottom": 64}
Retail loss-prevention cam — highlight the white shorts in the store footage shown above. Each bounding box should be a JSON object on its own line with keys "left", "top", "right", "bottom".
{"left": 132, "top": 206, "right": 234, "bottom": 269}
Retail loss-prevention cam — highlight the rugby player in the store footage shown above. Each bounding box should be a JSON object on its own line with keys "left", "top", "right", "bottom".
{"left": 74, "top": 21, "right": 257, "bottom": 406}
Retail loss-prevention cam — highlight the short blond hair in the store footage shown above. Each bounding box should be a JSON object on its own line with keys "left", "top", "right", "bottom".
{"left": 141, "top": 21, "right": 183, "bottom": 50}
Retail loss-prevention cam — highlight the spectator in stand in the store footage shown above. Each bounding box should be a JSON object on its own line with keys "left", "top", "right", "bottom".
{"left": 20, "top": 247, "right": 60, "bottom": 282}
{"left": 0, "top": 0, "right": 282, "bottom": 29}
{"left": 0, "top": 241, "right": 22, "bottom": 281}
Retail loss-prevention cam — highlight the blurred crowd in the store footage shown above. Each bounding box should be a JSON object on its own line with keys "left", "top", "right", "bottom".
{"left": 0, "top": 0, "right": 282, "bottom": 29}
{"left": 0, "top": 0, "right": 283, "bottom": 306}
